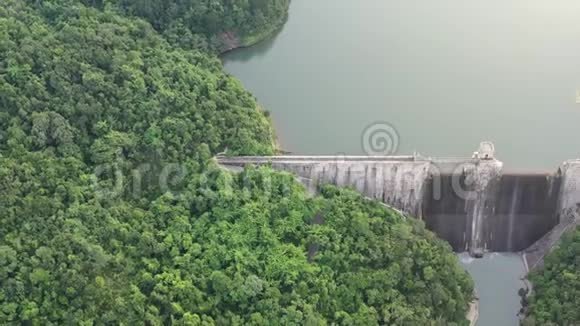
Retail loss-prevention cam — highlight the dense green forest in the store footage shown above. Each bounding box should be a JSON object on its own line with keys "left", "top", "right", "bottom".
{"left": 2, "top": 0, "right": 276, "bottom": 159}
{"left": 80, "top": 0, "right": 290, "bottom": 52}
{"left": 0, "top": 0, "right": 474, "bottom": 324}
{"left": 523, "top": 227, "right": 580, "bottom": 326}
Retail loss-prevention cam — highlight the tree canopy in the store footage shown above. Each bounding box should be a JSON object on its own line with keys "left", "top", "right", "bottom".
{"left": 80, "top": 0, "right": 290, "bottom": 52}
{"left": 0, "top": 0, "right": 474, "bottom": 324}
{"left": 1, "top": 0, "right": 275, "bottom": 161}
{"left": 0, "top": 158, "right": 475, "bottom": 324}
{"left": 523, "top": 227, "right": 580, "bottom": 326}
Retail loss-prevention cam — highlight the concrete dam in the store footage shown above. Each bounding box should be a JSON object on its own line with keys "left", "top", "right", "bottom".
{"left": 217, "top": 144, "right": 580, "bottom": 270}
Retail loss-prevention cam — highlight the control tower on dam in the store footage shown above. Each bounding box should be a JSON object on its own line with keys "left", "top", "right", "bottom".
{"left": 217, "top": 143, "right": 580, "bottom": 268}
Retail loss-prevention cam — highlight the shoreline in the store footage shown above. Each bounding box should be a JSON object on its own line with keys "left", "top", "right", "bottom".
{"left": 219, "top": 8, "right": 481, "bottom": 323}
{"left": 219, "top": 13, "right": 289, "bottom": 56}
{"left": 468, "top": 297, "right": 479, "bottom": 326}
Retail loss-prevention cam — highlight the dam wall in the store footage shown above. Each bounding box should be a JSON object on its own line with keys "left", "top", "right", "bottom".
{"left": 424, "top": 170, "right": 562, "bottom": 254}
{"left": 522, "top": 160, "right": 580, "bottom": 270}
{"left": 217, "top": 152, "right": 580, "bottom": 258}
{"left": 219, "top": 155, "right": 432, "bottom": 218}
{"left": 423, "top": 160, "right": 503, "bottom": 254}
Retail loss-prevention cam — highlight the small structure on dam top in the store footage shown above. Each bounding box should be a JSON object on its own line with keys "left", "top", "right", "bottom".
{"left": 473, "top": 141, "right": 495, "bottom": 160}
{"left": 217, "top": 142, "right": 580, "bottom": 265}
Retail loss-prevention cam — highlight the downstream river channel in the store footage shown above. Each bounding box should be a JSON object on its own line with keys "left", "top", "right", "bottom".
{"left": 221, "top": 0, "right": 580, "bottom": 324}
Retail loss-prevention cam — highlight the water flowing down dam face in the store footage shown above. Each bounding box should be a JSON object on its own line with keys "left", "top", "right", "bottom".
{"left": 424, "top": 170, "right": 561, "bottom": 253}
{"left": 491, "top": 174, "right": 561, "bottom": 251}
{"left": 423, "top": 173, "right": 471, "bottom": 251}
{"left": 217, "top": 155, "right": 580, "bottom": 257}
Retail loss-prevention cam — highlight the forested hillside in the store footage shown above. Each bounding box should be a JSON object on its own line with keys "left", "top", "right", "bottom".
{"left": 81, "top": 0, "right": 290, "bottom": 52}
{"left": 0, "top": 0, "right": 474, "bottom": 324}
{"left": 2, "top": 0, "right": 275, "bottom": 159}
{"left": 523, "top": 227, "right": 580, "bottom": 326}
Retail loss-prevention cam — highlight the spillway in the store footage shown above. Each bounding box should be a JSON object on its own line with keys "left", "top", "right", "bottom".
{"left": 424, "top": 170, "right": 561, "bottom": 254}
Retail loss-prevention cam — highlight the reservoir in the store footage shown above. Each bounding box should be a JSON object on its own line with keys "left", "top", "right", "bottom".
{"left": 223, "top": 0, "right": 580, "bottom": 171}
{"left": 222, "top": 0, "right": 579, "bottom": 324}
